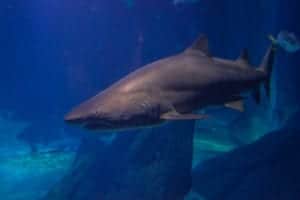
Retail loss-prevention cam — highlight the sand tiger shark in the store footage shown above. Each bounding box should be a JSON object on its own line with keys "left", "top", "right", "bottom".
{"left": 64, "top": 32, "right": 298, "bottom": 131}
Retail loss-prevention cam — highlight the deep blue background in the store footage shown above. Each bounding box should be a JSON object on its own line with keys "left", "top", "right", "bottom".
{"left": 0, "top": 0, "right": 299, "bottom": 121}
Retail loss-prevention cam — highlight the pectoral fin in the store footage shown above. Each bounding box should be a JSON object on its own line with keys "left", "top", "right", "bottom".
{"left": 160, "top": 111, "right": 208, "bottom": 120}
{"left": 225, "top": 100, "right": 244, "bottom": 112}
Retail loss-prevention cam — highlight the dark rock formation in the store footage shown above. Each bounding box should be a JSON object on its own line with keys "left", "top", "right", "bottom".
{"left": 192, "top": 114, "right": 300, "bottom": 200}
{"left": 43, "top": 121, "right": 194, "bottom": 200}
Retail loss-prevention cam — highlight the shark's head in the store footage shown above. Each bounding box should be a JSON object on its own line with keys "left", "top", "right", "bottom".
{"left": 64, "top": 90, "right": 162, "bottom": 131}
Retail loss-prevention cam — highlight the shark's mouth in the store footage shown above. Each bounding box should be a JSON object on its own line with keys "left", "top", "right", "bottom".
{"left": 84, "top": 121, "right": 114, "bottom": 130}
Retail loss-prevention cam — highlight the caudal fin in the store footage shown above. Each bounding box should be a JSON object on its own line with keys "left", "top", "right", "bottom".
{"left": 259, "top": 41, "right": 277, "bottom": 98}
{"left": 259, "top": 31, "right": 299, "bottom": 98}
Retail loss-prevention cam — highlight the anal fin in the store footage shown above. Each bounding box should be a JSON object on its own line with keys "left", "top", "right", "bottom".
{"left": 225, "top": 100, "right": 244, "bottom": 112}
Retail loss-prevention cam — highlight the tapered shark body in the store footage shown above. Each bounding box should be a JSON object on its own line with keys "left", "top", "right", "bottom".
{"left": 65, "top": 35, "right": 277, "bottom": 131}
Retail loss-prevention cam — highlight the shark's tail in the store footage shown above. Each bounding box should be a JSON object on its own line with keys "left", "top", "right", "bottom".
{"left": 258, "top": 38, "right": 277, "bottom": 98}
{"left": 259, "top": 31, "right": 299, "bottom": 97}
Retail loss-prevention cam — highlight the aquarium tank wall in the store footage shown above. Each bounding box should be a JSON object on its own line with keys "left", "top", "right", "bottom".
{"left": 0, "top": 0, "right": 300, "bottom": 200}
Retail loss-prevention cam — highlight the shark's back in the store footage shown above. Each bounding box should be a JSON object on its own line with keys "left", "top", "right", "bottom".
{"left": 109, "top": 52, "right": 212, "bottom": 93}
{"left": 112, "top": 49, "right": 265, "bottom": 95}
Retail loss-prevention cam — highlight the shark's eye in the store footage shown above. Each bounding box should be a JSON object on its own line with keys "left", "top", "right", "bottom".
{"left": 95, "top": 111, "right": 101, "bottom": 117}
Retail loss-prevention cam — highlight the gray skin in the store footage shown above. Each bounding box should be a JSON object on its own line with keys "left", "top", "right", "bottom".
{"left": 64, "top": 35, "right": 276, "bottom": 131}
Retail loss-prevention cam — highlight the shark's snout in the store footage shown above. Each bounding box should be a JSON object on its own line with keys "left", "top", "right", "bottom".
{"left": 64, "top": 111, "right": 86, "bottom": 125}
{"left": 64, "top": 109, "right": 115, "bottom": 131}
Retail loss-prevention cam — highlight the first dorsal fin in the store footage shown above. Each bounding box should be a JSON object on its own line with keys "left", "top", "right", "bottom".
{"left": 238, "top": 49, "right": 249, "bottom": 61}
{"left": 185, "top": 35, "right": 211, "bottom": 56}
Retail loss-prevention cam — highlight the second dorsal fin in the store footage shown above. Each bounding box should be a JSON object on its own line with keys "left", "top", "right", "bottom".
{"left": 236, "top": 49, "right": 250, "bottom": 67}
{"left": 185, "top": 35, "right": 211, "bottom": 56}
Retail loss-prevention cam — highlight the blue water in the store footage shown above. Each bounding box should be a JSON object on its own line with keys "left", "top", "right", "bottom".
{"left": 1, "top": 1, "right": 300, "bottom": 200}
